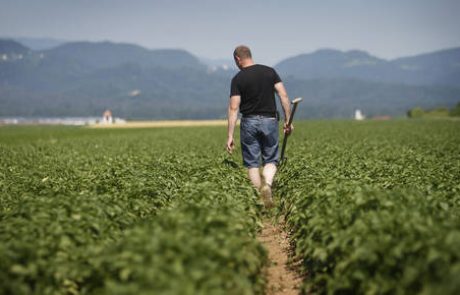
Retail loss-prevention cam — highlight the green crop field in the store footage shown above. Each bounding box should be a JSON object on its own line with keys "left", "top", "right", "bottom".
{"left": 1, "top": 120, "right": 459, "bottom": 295}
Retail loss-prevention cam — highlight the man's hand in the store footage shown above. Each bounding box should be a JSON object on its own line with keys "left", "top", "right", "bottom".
{"left": 226, "top": 137, "right": 235, "bottom": 154}
{"left": 284, "top": 122, "right": 294, "bottom": 135}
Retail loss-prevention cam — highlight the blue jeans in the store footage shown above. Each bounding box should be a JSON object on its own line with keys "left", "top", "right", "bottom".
{"left": 240, "top": 116, "right": 279, "bottom": 168}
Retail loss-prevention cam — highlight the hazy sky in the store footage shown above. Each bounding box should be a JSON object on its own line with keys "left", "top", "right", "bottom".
{"left": 1, "top": 0, "right": 459, "bottom": 65}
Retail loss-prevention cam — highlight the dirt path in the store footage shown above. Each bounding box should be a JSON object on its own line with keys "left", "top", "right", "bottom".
{"left": 258, "top": 219, "right": 302, "bottom": 295}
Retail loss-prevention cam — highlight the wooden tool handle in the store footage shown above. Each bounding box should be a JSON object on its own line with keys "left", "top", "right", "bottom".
{"left": 280, "top": 97, "right": 303, "bottom": 164}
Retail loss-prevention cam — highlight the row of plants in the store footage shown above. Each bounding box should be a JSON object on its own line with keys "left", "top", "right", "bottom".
{"left": 0, "top": 126, "right": 266, "bottom": 294}
{"left": 276, "top": 120, "right": 460, "bottom": 294}
{"left": 407, "top": 101, "right": 460, "bottom": 118}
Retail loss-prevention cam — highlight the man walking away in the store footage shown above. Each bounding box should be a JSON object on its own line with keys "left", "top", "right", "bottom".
{"left": 226, "top": 45, "right": 293, "bottom": 208}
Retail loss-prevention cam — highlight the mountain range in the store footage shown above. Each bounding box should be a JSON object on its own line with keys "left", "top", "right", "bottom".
{"left": 276, "top": 48, "right": 460, "bottom": 87}
{"left": 1, "top": 38, "right": 459, "bottom": 119}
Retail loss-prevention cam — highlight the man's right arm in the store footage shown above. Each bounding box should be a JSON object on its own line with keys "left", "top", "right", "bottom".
{"left": 226, "top": 95, "right": 241, "bottom": 153}
{"left": 274, "top": 82, "right": 293, "bottom": 134}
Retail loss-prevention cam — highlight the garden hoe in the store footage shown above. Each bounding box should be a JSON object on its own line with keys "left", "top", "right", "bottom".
{"left": 280, "top": 97, "right": 303, "bottom": 166}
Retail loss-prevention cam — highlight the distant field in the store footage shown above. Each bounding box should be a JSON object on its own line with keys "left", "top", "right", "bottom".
{"left": 1, "top": 120, "right": 459, "bottom": 294}
{"left": 88, "top": 119, "right": 229, "bottom": 128}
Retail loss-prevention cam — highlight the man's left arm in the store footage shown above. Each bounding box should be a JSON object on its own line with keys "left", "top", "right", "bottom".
{"left": 227, "top": 95, "right": 241, "bottom": 153}
{"left": 274, "top": 82, "right": 293, "bottom": 135}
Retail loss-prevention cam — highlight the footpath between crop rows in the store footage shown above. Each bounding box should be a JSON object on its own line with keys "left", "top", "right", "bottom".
{"left": 257, "top": 218, "right": 302, "bottom": 295}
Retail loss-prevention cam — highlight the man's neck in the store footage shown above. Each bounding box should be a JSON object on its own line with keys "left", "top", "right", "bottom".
{"left": 240, "top": 59, "right": 255, "bottom": 68}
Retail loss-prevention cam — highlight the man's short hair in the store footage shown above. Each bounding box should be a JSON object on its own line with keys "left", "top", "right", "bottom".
{"left": 233, "top": 45, "right": 252, "bottom": 59}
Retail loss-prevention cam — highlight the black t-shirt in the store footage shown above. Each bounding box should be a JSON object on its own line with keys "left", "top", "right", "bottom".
{"left": 230, "top": 64, "right": 282, "bottom": 117}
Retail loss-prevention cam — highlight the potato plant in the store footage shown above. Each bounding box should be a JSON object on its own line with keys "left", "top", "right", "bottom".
{"left": 1, "top": 120, "right": 459, "bottom": 295}
{"left": 0, "top": 126, "right": 265, "bottom": 295}
{"left": 276, "top": 120, "right": 460, "bottom": 294}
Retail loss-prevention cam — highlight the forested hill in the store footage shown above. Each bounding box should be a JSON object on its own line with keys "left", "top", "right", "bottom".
{"left": 275, "top": 47, "right": 460, "bottom": 87}
{"left": 1, "top": 38, "right": 459, "bottom": 119}
{"left": 43, "top": 41, "right": 205, "bottom": 70}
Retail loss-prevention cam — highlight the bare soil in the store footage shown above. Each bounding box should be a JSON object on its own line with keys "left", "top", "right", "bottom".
{"left": 258, "top": 219, "right": 302, "bottom": 295}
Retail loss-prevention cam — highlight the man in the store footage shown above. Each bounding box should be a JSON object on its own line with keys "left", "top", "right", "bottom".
{"left": 226, "top": 45, "right": 293, "bottom": 208}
